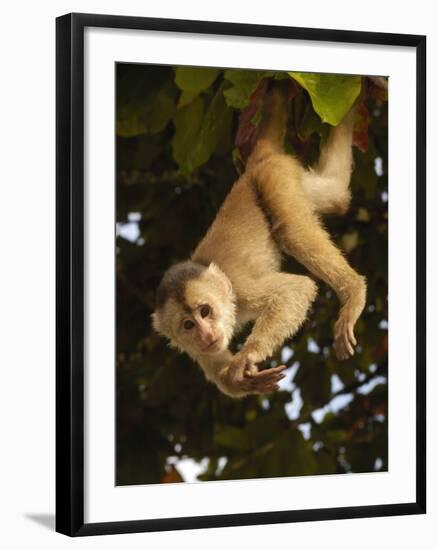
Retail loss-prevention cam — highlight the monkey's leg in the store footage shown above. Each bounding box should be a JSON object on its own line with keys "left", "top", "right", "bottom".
{"left": 252, "top": 154, "right": 366, "bottom": 359}
{"left": 302, "top": 109, "right": 355, "bottom": 215}
{"left": 233, "top": 273, "right": 318, "bottom": 369}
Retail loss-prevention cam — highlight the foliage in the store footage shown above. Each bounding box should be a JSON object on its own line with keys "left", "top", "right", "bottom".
{"left": 289, "top": 72, "right": 361, "bottom": 125}
{"left": 116, "top": 64, "right": 388, "bottom": 485}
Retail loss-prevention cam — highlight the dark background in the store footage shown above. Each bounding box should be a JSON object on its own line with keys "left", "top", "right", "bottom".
{"left": 115, "top": 64, "right": 388, "bottom": 485}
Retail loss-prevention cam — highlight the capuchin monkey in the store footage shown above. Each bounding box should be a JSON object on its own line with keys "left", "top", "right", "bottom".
{"left": 152, "top": 81, "right": 366, "bottom": 398}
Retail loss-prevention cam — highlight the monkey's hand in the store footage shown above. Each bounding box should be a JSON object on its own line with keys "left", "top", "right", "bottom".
{"left": 334, "top": 277, "right": 366, "bottom": 360}
{"left": 334, "top": 315, "right": 357, "bottom": 360}
{"left": 241, "top": 366, "right": 287, "bottom": 394}
{"left": 226, "top": 352, "right": 286, "bottom": 395}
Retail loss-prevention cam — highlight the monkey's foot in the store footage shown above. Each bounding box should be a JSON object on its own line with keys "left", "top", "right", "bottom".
{"left": 334, "top": 315, "right": 357, "bottom": 360}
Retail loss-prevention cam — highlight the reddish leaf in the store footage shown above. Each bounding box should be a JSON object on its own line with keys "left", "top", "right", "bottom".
{"left": 286, "top": 78, "right": 302, "bottom": 102}
{"left": 353, "top": 102, "right": 369, "bottom": 152}
{"left": 235, "top": 79, "right": 269, "bottom": 161}
{"left": 236, "top": 78, "right": 301, "bottom": 161}
{"left": 367, "top": 76, "right": 388, "bottom": 102}
{"left": 161, "top": 465, "right": 184, "bottom": 483}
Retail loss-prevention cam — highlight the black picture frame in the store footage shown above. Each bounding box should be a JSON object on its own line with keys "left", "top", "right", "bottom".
{"left": 56, "top": 12, "right": 426, "bottom": 537}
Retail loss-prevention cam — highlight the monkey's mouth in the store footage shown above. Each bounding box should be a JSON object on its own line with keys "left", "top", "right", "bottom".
{"left": 204, "top": 339, "right": 220, "bottom": 352}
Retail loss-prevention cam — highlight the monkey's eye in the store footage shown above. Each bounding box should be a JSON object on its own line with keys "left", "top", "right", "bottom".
{"left": 200, "top": 305, "right": 210, "bottom": 318}
{"left": 183, "top": 320, "right": 195, "bottom": 330}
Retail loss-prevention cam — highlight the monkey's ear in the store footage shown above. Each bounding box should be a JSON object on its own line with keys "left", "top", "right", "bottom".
{"left": 207, "top": 262, "right": 233, "bottom": 295}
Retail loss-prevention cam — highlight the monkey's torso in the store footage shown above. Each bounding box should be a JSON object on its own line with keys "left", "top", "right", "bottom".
{"left": 192, "top": 172, "right": 282, "bottom": 301}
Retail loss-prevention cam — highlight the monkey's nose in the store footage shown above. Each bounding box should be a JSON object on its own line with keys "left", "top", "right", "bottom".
{"left": 201, "top": 332, "right": 216, "bottom": 346}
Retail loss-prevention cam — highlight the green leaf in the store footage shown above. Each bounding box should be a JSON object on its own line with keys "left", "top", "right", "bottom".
{"left": 117, "top": 133, "right": 164, "bottom": 172}
{"left": 175, "top": 67, "right": 221, "bottom": 108}
{"left": 223, "top": 69, "right": 273, "bottom": 109}
{"left": 214, "top": 425, "right": 251, "bottom": 450}
{"left": 177, "top": 89, "right": 199, "bottom": 109}
{"left": 289, "top": 72, "right": 361, "bottom": 126}
{"left": 263, "top": 431, "right": 318, "bottom": 477}
{"left": 172, "top": 95, "right": 204, "bottom": 172}
{"left": 172, "top": 86, "right": 232, "bottom": 173}
{"left": 117, "top": 80, "right": 176, "bottom": 137}
{"left": 273, "top": 72, "right": 291, "bottom": 80}
{"left": 245, "top": 409, "right": 287, "bottom": 448}
{"left": 175, "top": 66, "right": 220, "bottom": 93}
{"left": 298, "top": 98, "right": 324, "bottom": 140}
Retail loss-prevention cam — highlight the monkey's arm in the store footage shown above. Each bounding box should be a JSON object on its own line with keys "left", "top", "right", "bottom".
{"left": 228, "top": 273, "right": 317, "bottom": 380}
{"left": 199, "top": 350, "right": 286, "bottom": 398}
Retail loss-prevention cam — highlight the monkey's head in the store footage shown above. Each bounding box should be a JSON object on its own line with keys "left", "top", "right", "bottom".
{"left": 152, "top": 261, "right": 236, "bottom": 357}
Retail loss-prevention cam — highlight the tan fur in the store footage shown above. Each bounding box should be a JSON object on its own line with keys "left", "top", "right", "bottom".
{"left": 153, "top": 82, "right": 366, "bottom": 398}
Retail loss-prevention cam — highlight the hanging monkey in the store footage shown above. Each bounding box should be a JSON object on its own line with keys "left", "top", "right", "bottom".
{"left": 152, "top": 81, "right": 366, "bottom": 398}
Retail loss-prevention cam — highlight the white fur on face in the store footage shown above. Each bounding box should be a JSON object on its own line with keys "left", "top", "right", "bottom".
{"left": 153, "top": 265, "right": 236, "bottom": 358}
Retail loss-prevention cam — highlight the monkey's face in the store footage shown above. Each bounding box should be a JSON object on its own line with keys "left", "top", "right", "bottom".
{"left": 177, "top": 300, "right": 228, "bottom": 355}
{"left": 152, "top": 263, "right": 236, "bottom": 357}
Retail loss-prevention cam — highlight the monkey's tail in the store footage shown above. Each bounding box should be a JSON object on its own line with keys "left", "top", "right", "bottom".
{"left": 255, "top": 81, "right": 289, "bottom": 151}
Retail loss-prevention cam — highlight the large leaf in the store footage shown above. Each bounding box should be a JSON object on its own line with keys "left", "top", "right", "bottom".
{"left": 353, "top": 102, "right": 369, "bottom": 152}
{"left": 235, "top": 79, "right": 269, "bottom": 161}
{"left": 172, "top": 95, "right": 204, "bottom": 172}
{"left": 220, "top": 430, "right": 318, "bottom": 480}
{"left": 367, "top": 76, "right": 388, "bottom": 102}
{"left": 289, "top": 72, "right": 361, "bottom": 126}
{"left": 172, "top": 87, "right": 232, "bottom": 173}
{"left": 223, "top": 69, "right": 274, "bottom": 109}
{"left": 117, "top": 66, "right": 176, "bottom": 137}
{"left": 175, "top": 66, "right": 221, "bottom": 108}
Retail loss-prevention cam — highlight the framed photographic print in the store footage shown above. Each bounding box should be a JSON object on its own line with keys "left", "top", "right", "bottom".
{"left": 56, "top": 12, "right": 426, "bottom": 536}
